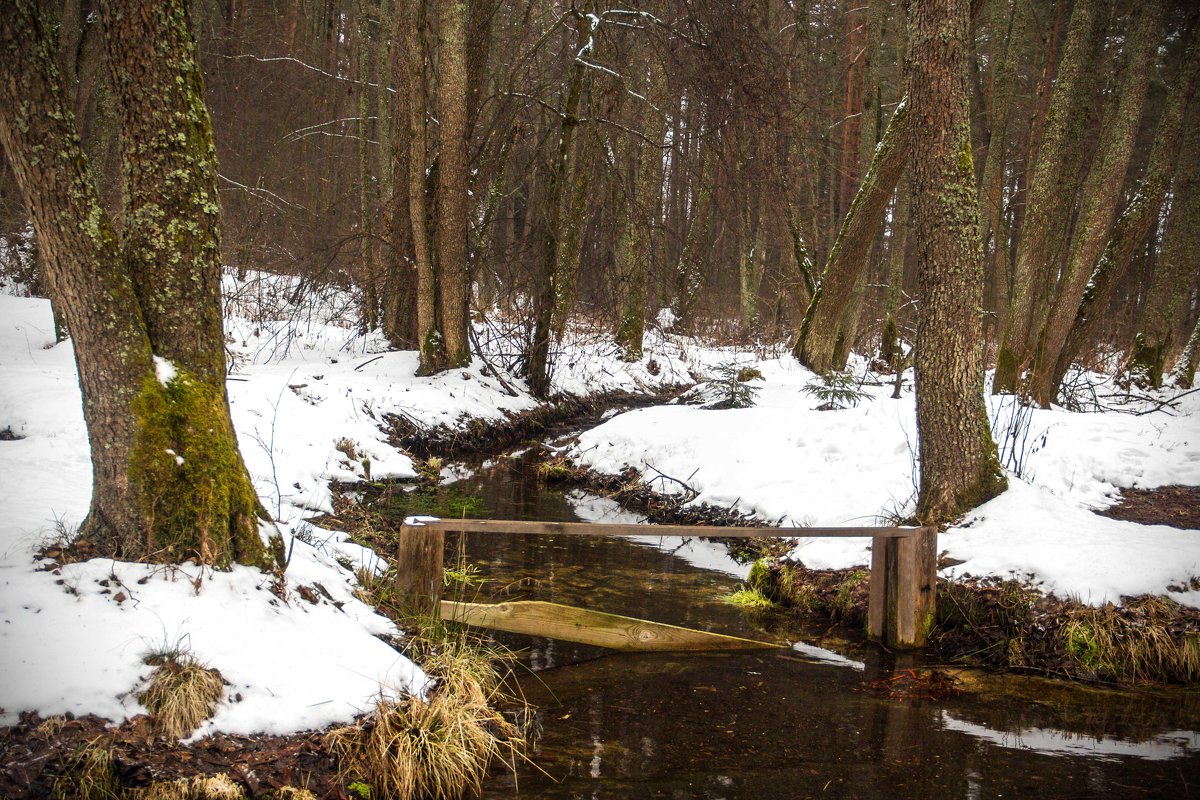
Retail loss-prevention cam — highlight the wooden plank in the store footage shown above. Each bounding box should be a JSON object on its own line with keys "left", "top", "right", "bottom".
{"left": 440, "top": 599, "right": 780, "bottom": 652}
{"left": 414, "top": 518, "right": 923, "bottom": 539}
{"left": 890, "top": 527, "right": 937, "bottom": 649}
{"left": 867, "top": 535, "right": 889, "bottom": 640}
{"left": 394, "top": 524, "right": 445, "bottom": 615}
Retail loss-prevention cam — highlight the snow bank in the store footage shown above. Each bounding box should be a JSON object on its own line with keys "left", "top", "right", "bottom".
{"left": 569, "top": 353, "right": 1200, "bottom": 607}
{"left": 0, "top": 275, "right": 702, "bottom": 733}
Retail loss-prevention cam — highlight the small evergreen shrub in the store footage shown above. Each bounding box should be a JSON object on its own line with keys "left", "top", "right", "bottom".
{"left": 802, "top": 370, "right": 868, "bottom": 410}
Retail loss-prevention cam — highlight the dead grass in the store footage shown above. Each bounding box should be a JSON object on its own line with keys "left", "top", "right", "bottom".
{"left": 53, "top": 738, "right": 122, "bottom": 800}
{"left": 138, "top": 652, "right": 224, "bottom": 740}
{"left": 326, "top": 625, "right": 526, "bottom": 800}
{"left": 125, "top": 774, "right": 244, "bottom": 800}
{"left": 326, "top": 692, "right": 522, "bottom": 800}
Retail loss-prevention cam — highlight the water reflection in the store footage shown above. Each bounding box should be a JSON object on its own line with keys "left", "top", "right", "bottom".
{"left": 374, "top": 455, "right": 1200, "bottom": 798}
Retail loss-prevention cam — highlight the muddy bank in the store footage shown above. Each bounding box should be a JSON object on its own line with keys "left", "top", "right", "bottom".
{"left": 0, "top": 712, "right": 339, "bottom": 799}
{"left": 382, "top": 389, "right": 678, "bottom": 458}
{"left": 751, "top": 559, "right": 1200, "bottom": 686}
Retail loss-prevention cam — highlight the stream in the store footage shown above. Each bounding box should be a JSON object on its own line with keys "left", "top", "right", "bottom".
{"left": 373, "top": 453, "right": 1200, "bottom": 799}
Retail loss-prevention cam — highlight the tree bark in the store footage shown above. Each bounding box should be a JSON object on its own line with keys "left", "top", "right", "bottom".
{"left": 906, "top": 0, "right": 1006, "bottom": 525}
{"left": 794, "top": 97, "right": 910, "bottom": 373}
{"left": 1129, "top": 104, "right": 1200, "bottom": 387}
{"left": 0, "top": 0, "right": 273, "bottom": 567}
{"left": 1053, "top": 21, "right": 1199, "bottom": 388}
{"left": 1025, "top": 2, "right": 1161, "bottom": 406}
{"left": 994, "top": 0, "right": 1109, "bottom": 393}
{"left": 434, "top": 0, "right": 471, "bottom": 369}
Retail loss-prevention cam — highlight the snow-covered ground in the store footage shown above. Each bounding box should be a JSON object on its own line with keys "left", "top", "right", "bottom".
{"left": 570, "top": 354, "right": 1200, "bottom": 608}
{"left": 2, "top": 272, "right": 1199, "bottom": 735}
{"left": 0, "top": 275, "right": 684, "bottom": 733}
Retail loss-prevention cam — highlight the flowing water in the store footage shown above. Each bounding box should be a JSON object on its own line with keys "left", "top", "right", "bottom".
{"left": 375, "top": 455, "right": 1200, "bottom": 799}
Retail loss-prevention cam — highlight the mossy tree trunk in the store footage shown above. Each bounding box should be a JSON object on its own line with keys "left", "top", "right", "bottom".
{"left": 0, "top": 0, "right": 274, "bottom": 567}
{"left": 394, "top": 0, "right": 441, "bottom": 372}
{"left": 1025, "top": 2, "right": 1161, "bottom": 407}
{"left": 434, "top": 0, "right": 472, "bottom": 370}
{"left": 793, "top": 97, "right": 910, "bottom": 374}
{"left": 1170, "top": 314, "right": 1200, "bottom": 389}
{"left": 527, "top": 15, "right": 590, "bottom": 398}
{"left": 616, "top": 57, "right": 665, "bottom": 362}
{"left": 880, "top": 174, "right": 911, "bottom": 366}
{"left": 977, "top": 0, "right": 1025, "bottom": 346}
{"left": 1128, "top": 90, "right": 1200, "bottom": 387}
{"left": 993, "top": 0, "right": 1109, "bottom": 394}
{"left": 1052, "top": 22, "right": 1199, "bottom": 389}
{"left": 906, "top": 0, "right": 1006, "bottom": 525}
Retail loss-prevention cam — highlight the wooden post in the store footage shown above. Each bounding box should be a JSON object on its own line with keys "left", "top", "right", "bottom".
{"left": 394, "top": 523, "right": 445, "bottom": 616}
{"left": 868, "top": 527, "right": 937, "bottom": 649}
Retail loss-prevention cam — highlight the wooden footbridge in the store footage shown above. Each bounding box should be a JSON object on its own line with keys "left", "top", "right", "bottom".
{"left": 395, "top": 519, "right": 938, "bottom": 651}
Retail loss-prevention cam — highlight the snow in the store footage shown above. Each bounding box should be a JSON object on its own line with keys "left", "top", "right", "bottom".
{"left": 569, "top": 353, "right": 1200, "bottom": 607}
{"left": 0, "top": 274, "right": 692, "bottom": 735}
{"left": 3, "top": 270, "right": 1200, "bottom": 735}
{"left": 153, "top": 355, "right": 177, "bottom": 385}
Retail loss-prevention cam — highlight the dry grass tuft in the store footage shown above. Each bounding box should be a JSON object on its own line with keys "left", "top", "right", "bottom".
{"left": 326, "top": 692, "right": 521, "bottom": 800}
{"left": 138, "top": 652, "right": 225, "bottom": 740}
{"left": 326, "top": 631, "right": 525, "bottom": 800}
{"left": 126, "top": 774, "right": 245, "bottom": 800}
{"left": 53, "top": 738, "right": 122, "bottom": 800}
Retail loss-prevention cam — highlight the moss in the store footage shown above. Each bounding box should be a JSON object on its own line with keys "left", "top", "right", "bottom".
{"left": 129, "top": 367, "right": 271, "bottom": 568}
{"left": 993, "top": 344, "right": 1020, "bottom": 393}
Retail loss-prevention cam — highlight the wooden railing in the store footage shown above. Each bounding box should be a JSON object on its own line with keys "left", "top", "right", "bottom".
{"left": 396, "top": 519, "right": 938, "bottom": 649}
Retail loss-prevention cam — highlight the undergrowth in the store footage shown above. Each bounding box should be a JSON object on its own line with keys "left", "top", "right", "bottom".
{"left": 326, "top": 617, "right": 526, "bottom": 800}
{"left": 755, "top": 560, "right": 1200, "bottom": 685}
{"left": 137, "top": 650, "right": 224, "bottom": 740}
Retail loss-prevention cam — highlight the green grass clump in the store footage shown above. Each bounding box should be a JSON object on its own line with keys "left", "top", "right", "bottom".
{"left": 721, "top": 587, "right": 775, "bottom": 609}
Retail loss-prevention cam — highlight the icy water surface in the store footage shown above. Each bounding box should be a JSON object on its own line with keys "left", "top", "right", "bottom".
{"left": 376, "top": 455, "right": 1200, "bottom": 799}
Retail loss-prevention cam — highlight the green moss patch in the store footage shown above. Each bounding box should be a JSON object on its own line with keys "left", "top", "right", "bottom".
{"left": 129, "top": 368, "right": 270, "bottom": 568}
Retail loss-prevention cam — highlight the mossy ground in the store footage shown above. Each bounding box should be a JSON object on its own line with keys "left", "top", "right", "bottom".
{"left": 755, "top": 559, "right": 1200, "bottom": 686}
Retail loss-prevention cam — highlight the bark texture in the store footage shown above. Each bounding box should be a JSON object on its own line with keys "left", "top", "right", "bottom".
{"left": 794, "top": 97, "right": 910, "bottom": 373}
{"left": 1054, "top": 22, "right": 1199, "bottom": 387}
{"left": 906, "top": 0, "right": 1006, "bottom": 525}
{"left": 1026, "top": 2, "right": 1161, "bottom": 406}
{"left": 994, "top": 0, "right": 1108, "bottom": 393}
{"left": 434, "top": 0, "right": 471, "bottom": 369}
{"left": 1128, "top": 96, "right": 1200, "bottom": 387}
{"left": 0, "top": 0, "right": 273, "bottom": 567}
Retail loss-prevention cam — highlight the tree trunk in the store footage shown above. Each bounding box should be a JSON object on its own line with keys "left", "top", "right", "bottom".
{"left": 434, "top": 0, "right": 471, "bottom": 369}
{"left": 794, "top": 97, "right": 910, "bottom": 373}
{"left": 1053, "top": 22, "right": 1199, "bottom": 388}
{"left": 977, "top": 0, "right": 1024, "bottom": 344}
{"left": 616, "top": 59, "right": 666, "bottom": 361}
{"left": 880, "top": 174, "right": 911, "bottom": 365}
{"left": 1025, "top": 2, "right": 1161, "bottom": 406}
{"left": 994, "top": 0, "right": 1109, "bottom": 393}
{"left": 0, "top": 0, "right": 274, "bottom": 567}
{"left": 527, "top": 16, "right": 590, "bottom": 398}
{"left": 395, "top": 0, "right": 440, "bottom": 372}
{"left": 907, "top": 0, "right": 1006, "bottom": 525}
{"left": 1170, "top": 313, "right": 1200, "bottom": 389}
{"left": 1128, "top": 106, "right": 1200, "bottom": 387}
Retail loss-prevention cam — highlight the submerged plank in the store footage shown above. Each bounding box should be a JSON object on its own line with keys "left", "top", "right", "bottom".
{"left": 440, "top": 600, "right": 780, "bottom": 652}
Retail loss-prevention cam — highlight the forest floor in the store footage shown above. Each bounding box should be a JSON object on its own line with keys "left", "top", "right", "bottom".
{"left": 3, "top": 272, "right": 1200, "bottom": 796}
{"left": 1099, "top": 484, "right": 1200, "bottom": 530}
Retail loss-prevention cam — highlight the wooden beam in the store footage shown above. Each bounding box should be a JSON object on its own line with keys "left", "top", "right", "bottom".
{"left": 441, "top": 599, "right": 779, "bottom": 652}
{"left": 868, "top": 527, "right": 938, "bottom": 650}
{"left": 412, "top": 518, "right": 925, "bottom": 539}
{"left": 394, "top": 524, "right": 444, "bottom": 615}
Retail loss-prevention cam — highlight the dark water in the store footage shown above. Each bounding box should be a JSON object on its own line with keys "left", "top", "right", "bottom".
{"left": 376, "top": 456, "right": 1200, "bottom": 799}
